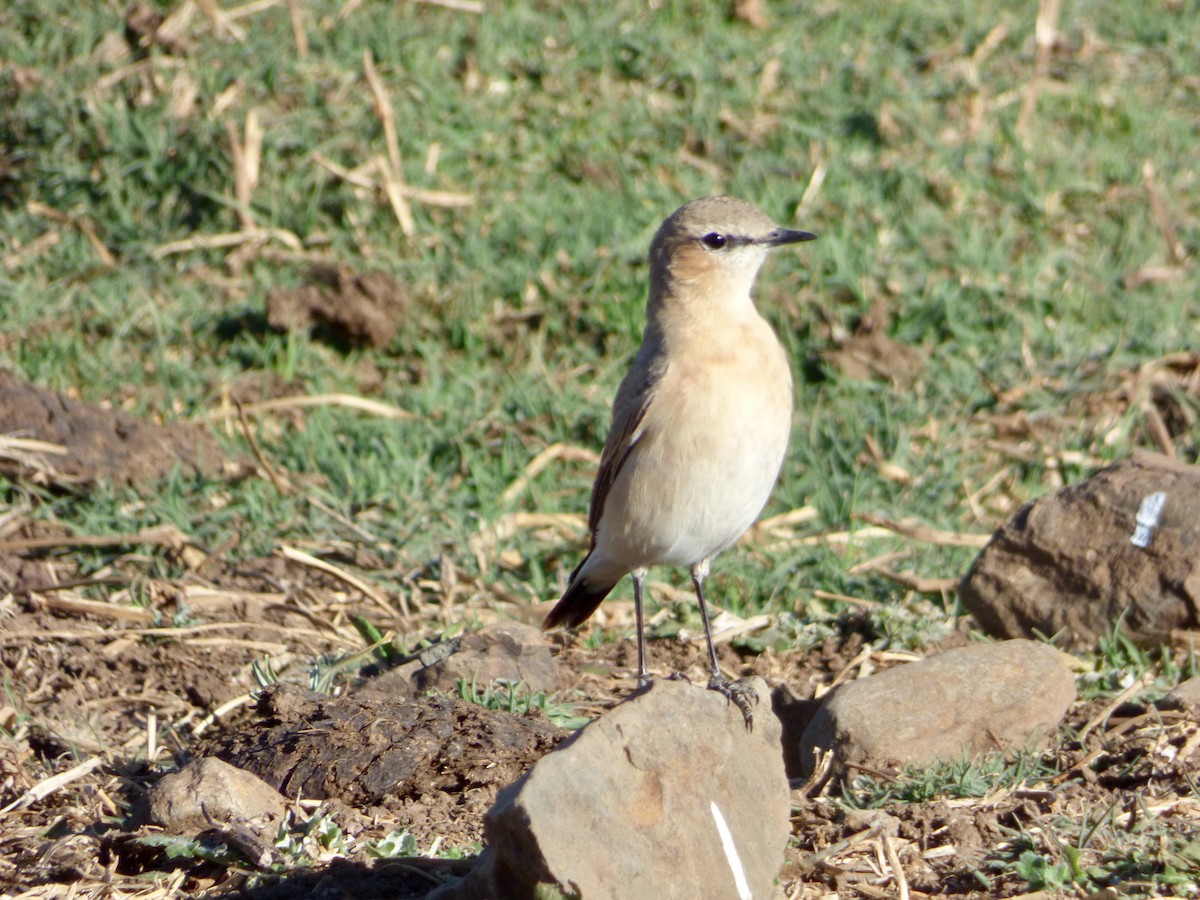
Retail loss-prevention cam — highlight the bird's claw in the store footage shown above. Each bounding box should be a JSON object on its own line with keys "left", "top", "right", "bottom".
{"left": 707, "top": 674, "right": 758, "bottom": 731}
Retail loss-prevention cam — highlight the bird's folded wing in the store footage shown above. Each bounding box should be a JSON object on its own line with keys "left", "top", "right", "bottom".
{"left": 586, "top": 359, "right": 666, "bottom": 538}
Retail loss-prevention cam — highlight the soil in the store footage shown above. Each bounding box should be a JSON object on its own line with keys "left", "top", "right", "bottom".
{"left": 4, "top": 560, "right": 1197, "bottom": 899}
{"left": 1, "top": 384, "right": 1198, "bottom": 898}
{"left": 208, "top": 683, "right": 565, "bottom": 848}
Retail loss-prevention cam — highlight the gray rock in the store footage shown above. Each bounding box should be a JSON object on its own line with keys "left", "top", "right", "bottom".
{"left": 959, "top": 454, "right": 1200, "bottom": 650}
{"left": 1165, "top": 675, "right": 1200, "bottom": 711}
{"left": 797, "top": 640, "right": 1076, "bottom": 777}
{"left": 148, "top": 756, "right": 287, "bottom": 834}
{"left": 417, "top": 620, "right": 560, "bottom": 695}
{"left": 357, "top": 621, "right": 560, "bottom": 701}
{"left": 434, "top": 677, "right": 788, "bottom": 900}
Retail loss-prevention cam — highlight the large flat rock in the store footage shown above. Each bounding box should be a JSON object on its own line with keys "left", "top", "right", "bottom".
{"left": 436, "top": 677, "right": 789, "bottom": 900}
{"left": 797, "top": 640, "right": 1076, "bottom": 777}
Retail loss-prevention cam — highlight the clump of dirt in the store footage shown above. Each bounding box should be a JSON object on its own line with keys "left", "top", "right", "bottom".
{"left": 266, "top": 264, "right": 409, "bottom": 350}
{"left": 819, "top": 295, "right": 924, "bottom": 387}
{"left": 0, "top": 371, "right": 228, "bottom": 488}
{"left": 205, "top": 683, "right": 565, "bottom": 848}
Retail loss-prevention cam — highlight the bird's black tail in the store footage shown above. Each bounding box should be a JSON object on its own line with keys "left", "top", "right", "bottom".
{"left": 543, "top": 559, "right": 621, "bottom": 630}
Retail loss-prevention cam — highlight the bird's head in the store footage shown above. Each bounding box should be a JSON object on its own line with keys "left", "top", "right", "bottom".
{"left": 647, "top": 196, "right": 816, "bottom": 312}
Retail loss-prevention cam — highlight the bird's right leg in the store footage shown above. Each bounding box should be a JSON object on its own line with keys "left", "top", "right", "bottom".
{"left": 632, "top": 567, "right": 649, "bottom": 688}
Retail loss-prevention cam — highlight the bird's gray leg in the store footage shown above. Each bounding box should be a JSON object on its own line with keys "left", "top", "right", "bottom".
{"left": 691, "top": 560, "right": 757, "bottom": 729}
{"left": 632, "top": 567, "right": 649, "bottom": 688}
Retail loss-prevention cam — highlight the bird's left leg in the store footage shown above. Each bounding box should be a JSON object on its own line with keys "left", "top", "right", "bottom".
{"left": 691, "top": 559, "right": 756, "bottom": 729}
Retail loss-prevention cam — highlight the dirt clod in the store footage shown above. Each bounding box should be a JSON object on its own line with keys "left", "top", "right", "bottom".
{"left": 209, "top": 683, "right": 565, "bottom": 848}
{"left": 0, "top": 371, "right": 227, "bottom": 488}
{"left": 148, "top": 756, "right": 288, "bottom": 835}
{"left": 820, "top": 296, "right": 924, "bottom": 387}
{"left": 415, "top": 621, "right": 561, "bottom": 695}
{"left": 266, "top": 265, "right": 409, "bottom": 350}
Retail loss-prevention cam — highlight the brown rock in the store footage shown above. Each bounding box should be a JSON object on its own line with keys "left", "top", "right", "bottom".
{"left": 1165, "top": 675, "right": 1200, "bottom": 712}
{"left": 959, "top": 454, "right": 1200, "bottom": 650}
{"left": 148, "top": 757, "right": 286, "bottom": 834}
{"left": 436, "top": 677, "right": 789, "bottom": 900}
{"left": 797, "top": 640, "right": 1076, "bottom": 777}
{"left": 355, "top": 622, "right": 561, "bottom": 701}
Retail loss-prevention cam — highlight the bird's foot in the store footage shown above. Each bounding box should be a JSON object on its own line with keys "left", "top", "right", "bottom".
{"left": 707, "top": 673, "right": 758, "bottom": 730}
{"left": 666, "top": 671, "right": 692, "bottom": 684}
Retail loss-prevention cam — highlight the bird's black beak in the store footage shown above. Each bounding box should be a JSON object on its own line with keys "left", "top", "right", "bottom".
{"left": 764, "top": 228, "right": 818, "bottom": 246}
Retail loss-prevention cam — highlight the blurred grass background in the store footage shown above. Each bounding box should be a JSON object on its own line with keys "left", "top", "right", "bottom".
{"left": 1, "top": 0, "right": 1197, "bottom": 643}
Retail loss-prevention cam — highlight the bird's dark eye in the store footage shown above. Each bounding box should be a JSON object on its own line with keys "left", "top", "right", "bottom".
{"left": 701, "top": 232, "right": 727, "bottom": 249}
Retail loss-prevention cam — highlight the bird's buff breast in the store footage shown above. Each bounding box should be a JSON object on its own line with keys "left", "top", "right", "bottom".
{"left": 600, "top": 338, "right": 792, "bottom": 568}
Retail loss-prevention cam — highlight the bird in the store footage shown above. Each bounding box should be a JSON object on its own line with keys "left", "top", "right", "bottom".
{"left": 543, "top": 196, "right": 816, "bottom": 726}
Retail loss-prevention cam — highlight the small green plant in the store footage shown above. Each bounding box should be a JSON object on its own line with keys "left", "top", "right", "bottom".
{"left": 351, "top": 616, "right": 400, "bottom": 665}
{"left": 273, "top": 811, "right": 351, "bottom": 867}
{"left": 364, "top": 829, "right": 419, "bottom": 859}
{"left": 534, "top": 883, "right": 582, "bottom": 900}
{"left": 1075, "top": 621, "right": 1198, "bottom": 703}
{"left": 133, "top": 833, "right": 241, "bottom": 866}
{"left": 1014, "top": 847, "right": 1091, "bottom": 892}
{"left": 456, "top": 678, "right": 590, "bottom": 730}
{"left": 842, "top": 748, "right": 1057, "bottom": 809}
{"left": 251, "top": 656, "right": 281, "bottom": 688}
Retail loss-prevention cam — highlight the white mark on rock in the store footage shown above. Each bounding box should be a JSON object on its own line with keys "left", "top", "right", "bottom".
{"left": 1130, "top": 491, "right": 1167, "bottom": 548}
{"left": 710, "top": 800, "right": 752, "bottom": 900}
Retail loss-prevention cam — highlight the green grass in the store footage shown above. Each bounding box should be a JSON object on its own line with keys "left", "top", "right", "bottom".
{"left": 2, "top": 0, "right": 1198, "bottom": 640}
{"left": 3, "top": 2, "right": 1200, "bottom": 896}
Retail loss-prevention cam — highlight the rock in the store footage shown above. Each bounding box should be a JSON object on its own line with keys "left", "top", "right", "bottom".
{"left": 355, "top": 621, "right": 561, "bottom": 701}
{"left": 148, "top": 757, "right": 286, "bottom": 834}
{"left": 1165, "top": 675, "right": 1200, "bottom": 712}
{"left": 797, "top": 640, "right": 1076, "bottom": 778}
{"left": 959, "top": 454, "right": 1200, "bottom": 650}
{"left": 434, "top": 677, "right": 788, "bottom": 900}
{"left": 416, "top": 621, "right": 560, "bottom": 695}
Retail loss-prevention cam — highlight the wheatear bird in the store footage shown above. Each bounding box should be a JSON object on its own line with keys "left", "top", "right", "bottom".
{"left": 544, "top": 196, "right": 816, "bottom": 725}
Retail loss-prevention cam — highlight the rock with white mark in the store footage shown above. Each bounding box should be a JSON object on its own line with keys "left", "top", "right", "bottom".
{"left": 797, "top": 640, "right": 1076, "bottom": 777}
{"left": 959, "top": 454, "right": 1200, "bottom": 650}
{"left": 433, "top": 677, "right": 788, "bottom": 900}
{"left": 148, "top": 756, "right": 287, "bottom": 834}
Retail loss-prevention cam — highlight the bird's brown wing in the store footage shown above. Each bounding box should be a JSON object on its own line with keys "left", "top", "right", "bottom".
{"left": 586, "top": 353, "right": 666, "bottom": 540}
{"left": 543, "top": 355, "right": 666, "bottom": 632}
